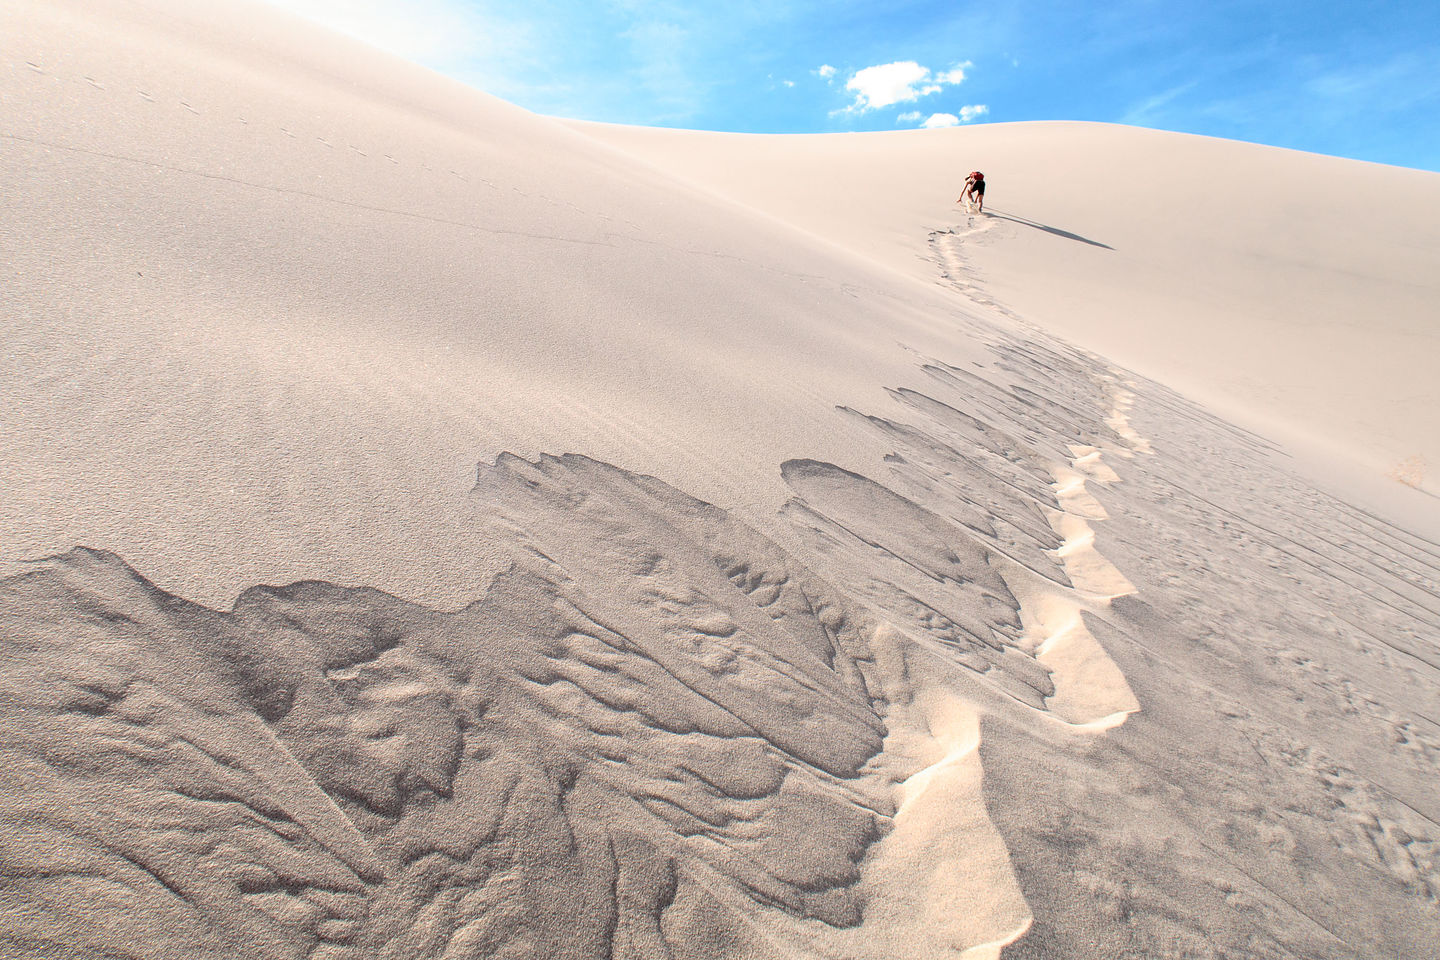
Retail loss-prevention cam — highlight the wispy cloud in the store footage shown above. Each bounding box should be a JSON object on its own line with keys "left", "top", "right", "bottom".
{"left": 840, "top": 60, "right": 970, "bottom": 113}
{"left": 622, "top": 18, "right": 699, "bottom": 119}
{"left": 958, "top": 104, "right": 988, "bottom": 122}
{"left": 921, "top": 112, "right": 959, "bottom": 128}
{"left": 1121, "top": 81, "right": 1198, "bottom": 125}
{"left": 1305, "top": 52, "right": 1438, "bottom": 113}
{"left": 817, "top": 64, "right": 837, "bottom": 80}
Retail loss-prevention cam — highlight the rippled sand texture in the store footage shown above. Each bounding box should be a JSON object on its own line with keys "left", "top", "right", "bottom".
{"left": 4, "top": 1, "right": 1439, "bottom": 958}
{"left": 6, "top": 326, "right": 1437, "bottom": 957}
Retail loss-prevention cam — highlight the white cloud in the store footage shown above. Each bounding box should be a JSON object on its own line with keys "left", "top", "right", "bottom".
{"left": 897, "top": 104, "right": 987, "bottom": 129}
{"left": 817, "top": 64, "right": 837, "bottom": 80}
{"left": 846, "top": 61, "right": 934, "bottom": 110}
{"left": 783, "top": 79, "right": 795, "bottom": 88}
{"left": 935, "top": 63, "right": 970, "bottom": 85}
{"left": 842, "top": 60, "right": 969, "bottom": 113}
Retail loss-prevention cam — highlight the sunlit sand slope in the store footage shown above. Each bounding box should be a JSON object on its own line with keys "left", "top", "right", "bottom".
{"left": 2, "top": 0, "right": 991, "bottom": 609}
{"left": 2, "top": 1, "right": 1439, "bottom": 958}
{"left": 573, "top": 119, "right": 1440, "bottom": 505}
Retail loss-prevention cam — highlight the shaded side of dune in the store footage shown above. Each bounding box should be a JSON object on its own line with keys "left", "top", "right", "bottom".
{"left": 0, "top": 465, "right": 888, "bottom": 960}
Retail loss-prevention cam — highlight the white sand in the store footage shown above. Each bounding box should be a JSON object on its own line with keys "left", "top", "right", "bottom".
{"left": 3, "top": 1, "right": 1438, "bottom": 958}
{"left": 574, "top": 118, "right": 1440, "bottom": 524}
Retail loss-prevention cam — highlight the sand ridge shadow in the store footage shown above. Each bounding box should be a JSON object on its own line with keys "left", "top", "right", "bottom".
{"left": 984, "top": 209, "right": 1114, "bottom": 249}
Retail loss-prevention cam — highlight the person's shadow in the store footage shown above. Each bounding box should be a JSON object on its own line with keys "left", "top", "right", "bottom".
{"left": 982, "top": 209, "right": 1113, "bottom": 249}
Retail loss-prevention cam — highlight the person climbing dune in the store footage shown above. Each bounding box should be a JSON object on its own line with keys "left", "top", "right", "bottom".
{"left": 958, "top": 170, "right": 985, "bottom": 212}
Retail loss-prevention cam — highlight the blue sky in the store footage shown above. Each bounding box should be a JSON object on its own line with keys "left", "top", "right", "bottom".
{"left": 271, "top": 0, "right": 1440, "bottom": 171}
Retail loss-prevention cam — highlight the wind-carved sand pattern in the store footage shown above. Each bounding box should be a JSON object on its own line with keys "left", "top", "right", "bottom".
{"left": 766, "top": 340, "right": 1156, "bottom": 957}
{"left": 0, "top": 519, "right": 810, "bottom": 958}
{"left": 1004, "top": 379, "right": 1440, "bottom": 957}
{"left": 920, "top": 231, "right": 1440, "bottom": 957}
{"left": 0, "top": 324, "right": 1153, "bottom": 960}
{"left": 4, "top": 262, "right": 1438, "bottom": 960}
{"left": 944, "top": 193, "right": 1440, "bottom": 953}
{"left": 0, "top": 448, "right": 1037, "bottom": 960}
{"left": 4, "top": 349, "right": 1440, "bottom": 958}
{"left": 784, "top": 338, "right": 1147, "bottom": 729}
{"left": 0, "top": 348, "right": 1148, "bottom": 960}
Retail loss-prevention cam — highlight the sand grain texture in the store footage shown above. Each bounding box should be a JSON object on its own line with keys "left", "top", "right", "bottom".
{"left": 3, "top": 1, "right": 1439, "bottom": 958}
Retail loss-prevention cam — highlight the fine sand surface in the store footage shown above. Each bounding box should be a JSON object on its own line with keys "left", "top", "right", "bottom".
{"left": 571, "top": 119, "right": 1440, "bottom": 515}
{"left": 3, "top": 1, "right": 1439, "bottom": 958}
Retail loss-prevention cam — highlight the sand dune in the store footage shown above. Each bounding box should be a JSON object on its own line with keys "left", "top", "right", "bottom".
{"left": 574, "top": 118, "right": 1440, "bottom": 518}
{"left": 3, "top": 1, "right": 1439, "bottom": 957}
